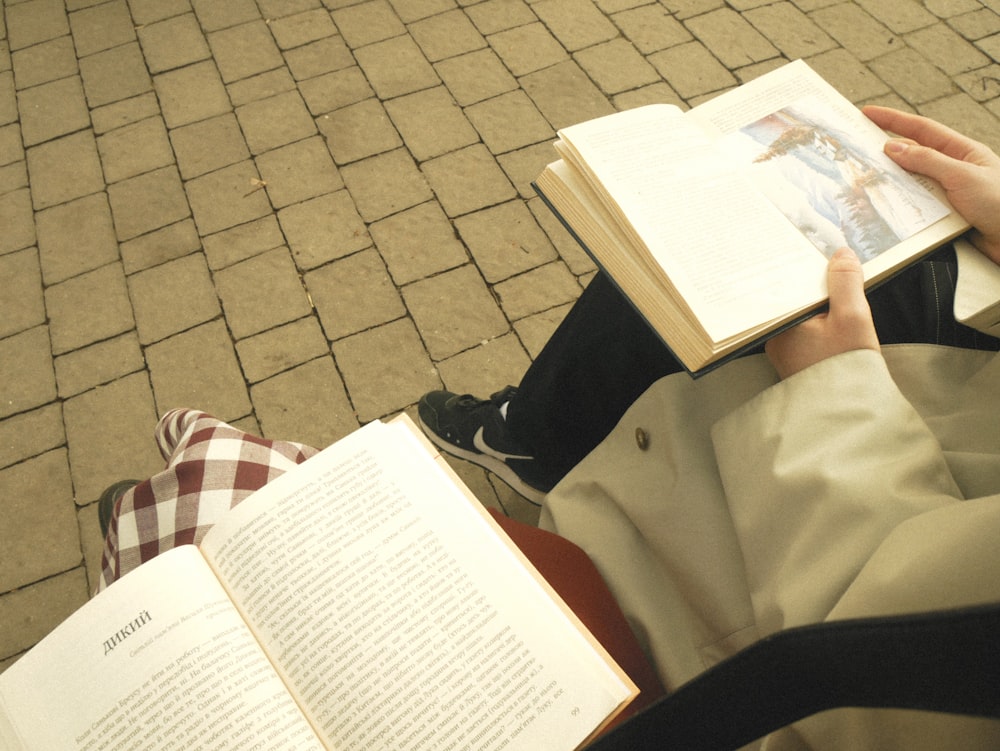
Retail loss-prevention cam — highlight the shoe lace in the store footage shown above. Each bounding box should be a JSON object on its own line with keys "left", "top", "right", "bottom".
{"left": 453, "top": 385, "right": 518, "bottom": 411}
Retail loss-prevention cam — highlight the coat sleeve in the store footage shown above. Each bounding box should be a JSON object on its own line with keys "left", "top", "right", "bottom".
{"left": 709, "top": 348, "right": 1000, "bottom": 633}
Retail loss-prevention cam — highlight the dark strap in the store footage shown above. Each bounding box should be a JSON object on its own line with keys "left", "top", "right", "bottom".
{"left": 590, "top": 603, "right": 1000, "bottom": 750}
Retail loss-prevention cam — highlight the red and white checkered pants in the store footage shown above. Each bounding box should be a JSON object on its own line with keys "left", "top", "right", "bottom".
{"left": 98, "top": 408, "right": 318, "bottom": 591}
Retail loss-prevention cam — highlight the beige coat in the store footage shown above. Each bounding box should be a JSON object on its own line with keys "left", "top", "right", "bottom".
{"left": 540, "top": 344, "right": 1000, "bottom": 748}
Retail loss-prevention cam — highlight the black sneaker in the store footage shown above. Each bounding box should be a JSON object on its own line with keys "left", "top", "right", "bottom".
{"left": 417, "top": 386, "right": 548, "bottom": 504}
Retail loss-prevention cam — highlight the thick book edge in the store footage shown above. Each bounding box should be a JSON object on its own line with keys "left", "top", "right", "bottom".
{"left": 200, "top": 415, "right": 638, "bottom": 750}
{"left": 533, "top": 180, "right": 821, "bottom": 377}
{"left": 954, "top": 238, "right": 1000, "bottom": 336}
{"left": 392, "top": 414, "right": 642, "bottom": 738}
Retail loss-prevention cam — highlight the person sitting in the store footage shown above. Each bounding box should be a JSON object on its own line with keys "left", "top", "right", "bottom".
{"left": 417, "top": 107, "right": 1000, "bottom": 747}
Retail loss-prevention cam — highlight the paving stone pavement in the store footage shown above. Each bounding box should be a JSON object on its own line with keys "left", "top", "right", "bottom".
{"left": 3, "top": 0, "right": 1000, "bottom": 669}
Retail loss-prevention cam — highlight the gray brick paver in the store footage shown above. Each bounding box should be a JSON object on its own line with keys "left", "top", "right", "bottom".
{"left": 434, "top": 48, "right": 518, "bottom": 105}
{"left": 226, "top": 67, "right": 298, "bottom": 107}
{"left": 283, "top": 35, "right": 355, "bottom": 81}
{"left": 0, "top": 404, "right": 64, "bottom": 471}
{"left": 96, "top": 115, "right": 174, "bottom": 184}
{"left": 26, "top": 130, "right": 104, "bottom": 209}
{"left": 906, "top": 22, "right": 992, "bottom": 75}
{"left": 464, "top": 89, "right": 554, "bottom": 154}
{"left": 54, "top": 333, "right": 145, "bottom": 399}
{"left": 408, "top": 8, "right": 487, "bottom": 61}
{"left": 950, "top": 9, "right": 1000, "bottom": 41}
{"left": 90, "top": 92, "right": 160, "bottom": 135}
{"left": 45, "top": 263, "right": 134, "bottom": 355}
{"left": 137, "top": 13, "right": 212, "bottom": 74}
{"left": 306, "top": 246, "right": 406, "bottom": 340}
{"left": 10, "top": 36, "right": 78, "bottom": 90}
{"left": 611, "top": 5, "right": 692, "bottom": 54}
{"left": 108, "top": 164, "right": 191, "bottom": 240}
{"left": 370, "top": 200, "right": 468, "bottom": 284}
{"left": 68, "top": 0, "right": 135, "bottom": 57}
{"left": 234, "top": 89, "right": 317, "bottom": 155}
{"left": 255, "top": 135, "right": 344, "bottom": 208}
{"left": 78, "top": 42, "right": 152, "bottom": 108}
{"left": 809, "top": 4, "right": 898, "bottom": 62}
{"left": 300, "top": 66, "right": 373, "bottom": 114}
{"left": 268, "top": 8, "right": 338, "bottom": 50}
{"left": 128, "top": 253, "right": 222, "bottom": 345}
{"left": 340, "top": 147, "right": 434, "bottom": 222}
{"left": 213, "top": 247, "right": 314, "bottom": 339}
{"left": 685, "top": 8, "right": 779, "bottom": 69}
{"left": 208, "top": 19, "right": 285, "bottom": 83}
{"left": 318, "top": 97, "right": 403, "bottom": 165}
{"left": 869, "top": 46, "right": 957, "bottom": 105}
{"left": 62, "top": 372, "right": 162, "bottom": 502}
{"left": 36, "top": 192, "right": 118, "bottom": 284}
{"left": 488, "top": 22, "right": 568, "bottom": 76}
{"left": 532, "top": 0, "right": 619, "bottom": 52}
{"left": 184, "top": 160, "right": 272, "bottom": 236}
{"left": 153, "top": 60, "right": 230, "bottom": 128}
{"left": 170, "top": 112, "right": 251, "bottom": 180}
{"left": 146, "top": 320, "right": 253, "bottom": 423}
{"left": 277, "top": 190, "right": 371, "bottom": 269}
{"left": 16, "top": 74, "right": 89, "bottom": 147}
{"left": 402, "top": 263, "right": 510, "bottom": 360}
{"left": 0, "top": 248, "right": 45, "bottom": 339}
{"left": 385, "top": 86, "right": 480, "bottom": 161}
{"left": 454, "top": 199, "right": 558, "bottom": 282}
{"left": 0, "top": 326, "right": 57, "bottom": 419}
{"left": 120, "top": 219, "right": 201, "bottom": 274}
{"left": 0, "top": 186, "right": 36, "bottom": 254}
{"left": 235, "top": 317, "right": 330, "bottom": 384}
{"left": 354, "top": 34, "right": 440, "bottom": 99}
{"left": 250, "top": 357, "right": 359, "bottom": 448}
{"left": 330, "top": 0, "right": 406, "bottom": 48}
{"left": 5, "top": 0, "right": 70, "bottom": 52}
{"left": 332, "top": 318, "right": 440, "bottom": 423}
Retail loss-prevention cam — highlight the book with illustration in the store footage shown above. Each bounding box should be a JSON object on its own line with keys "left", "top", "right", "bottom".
{"left": 535, "top": 59, "right": 969, "bottom": 374}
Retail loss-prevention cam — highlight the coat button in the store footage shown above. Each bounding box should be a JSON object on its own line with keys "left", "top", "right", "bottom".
{"left": 635, "top": 427, "right": 649, "bottom": 451}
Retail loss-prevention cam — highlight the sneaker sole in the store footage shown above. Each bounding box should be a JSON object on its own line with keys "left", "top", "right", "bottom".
{"left": 417, "top": 413, "right": 546, "bottom": 505}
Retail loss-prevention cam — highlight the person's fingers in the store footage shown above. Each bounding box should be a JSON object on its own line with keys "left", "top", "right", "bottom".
{"left": 882, "top": 138, "right": 979, "bottom": 193}
{"left": 825, "top": 247, "right": 869, "bottom": 323}
{"left": 863, "top": 105, "right": 983, "bottom": 163}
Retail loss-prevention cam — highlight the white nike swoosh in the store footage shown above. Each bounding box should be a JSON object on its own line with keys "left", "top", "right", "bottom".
{"left": 473, "top": 427, "right": 533, "bottom": 462}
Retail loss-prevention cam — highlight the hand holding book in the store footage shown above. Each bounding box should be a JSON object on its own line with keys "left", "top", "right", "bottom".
{"left": 534, "top": 60, "right": 972, "bottom": 375}
{"left": 865, "top": 105, "right": 1000, "bottom": 266}
{"left": 765, "top": 248, "right": 881, "bottom": 380}
{"left": 767, "top": 105, "right": 1000, "bottom": 378}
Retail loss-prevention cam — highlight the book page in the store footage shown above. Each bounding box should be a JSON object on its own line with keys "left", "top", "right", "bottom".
{"left": 202, "top": 418, "right": 632, "bottom": 751}
{"left": 557, "top": 103, "right": 828, "bottom": 344}
{"left": 0, "top": 546, "right": 322, "bottom": 751}
{"left": 690, "top": 59, "right": 964, "bottom": 282}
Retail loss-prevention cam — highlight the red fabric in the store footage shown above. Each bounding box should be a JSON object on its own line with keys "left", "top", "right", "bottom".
{"left": 490, "top": 510, "right": 666, "bottom": 730}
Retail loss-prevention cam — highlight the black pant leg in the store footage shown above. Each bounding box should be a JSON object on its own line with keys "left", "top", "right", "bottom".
{"left": 505, "top": 245, "right": 1000, "bottom": 491}
{"left": 505, "top": 272, "right": 684, "bottom": 489}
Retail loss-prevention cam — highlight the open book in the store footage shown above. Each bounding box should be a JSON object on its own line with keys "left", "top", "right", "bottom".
{"left": 0, "top": 416, "right": 636, "bottom": 750}
{"left": 535, "top": 59, "right": 970, "bottom": 375}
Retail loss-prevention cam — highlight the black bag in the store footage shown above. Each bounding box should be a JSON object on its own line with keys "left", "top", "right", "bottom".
{"left": 590, "top": 602, "right": 1000, "bottom": 750}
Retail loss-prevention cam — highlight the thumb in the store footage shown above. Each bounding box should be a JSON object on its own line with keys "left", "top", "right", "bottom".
{"left": 826, "top": 247, "right": 869, "bottom": 322}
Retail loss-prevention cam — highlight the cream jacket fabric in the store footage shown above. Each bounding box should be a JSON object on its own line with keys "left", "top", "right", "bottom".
{"left": 540, "top": 344, "right": 1000, "bottom": 749}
